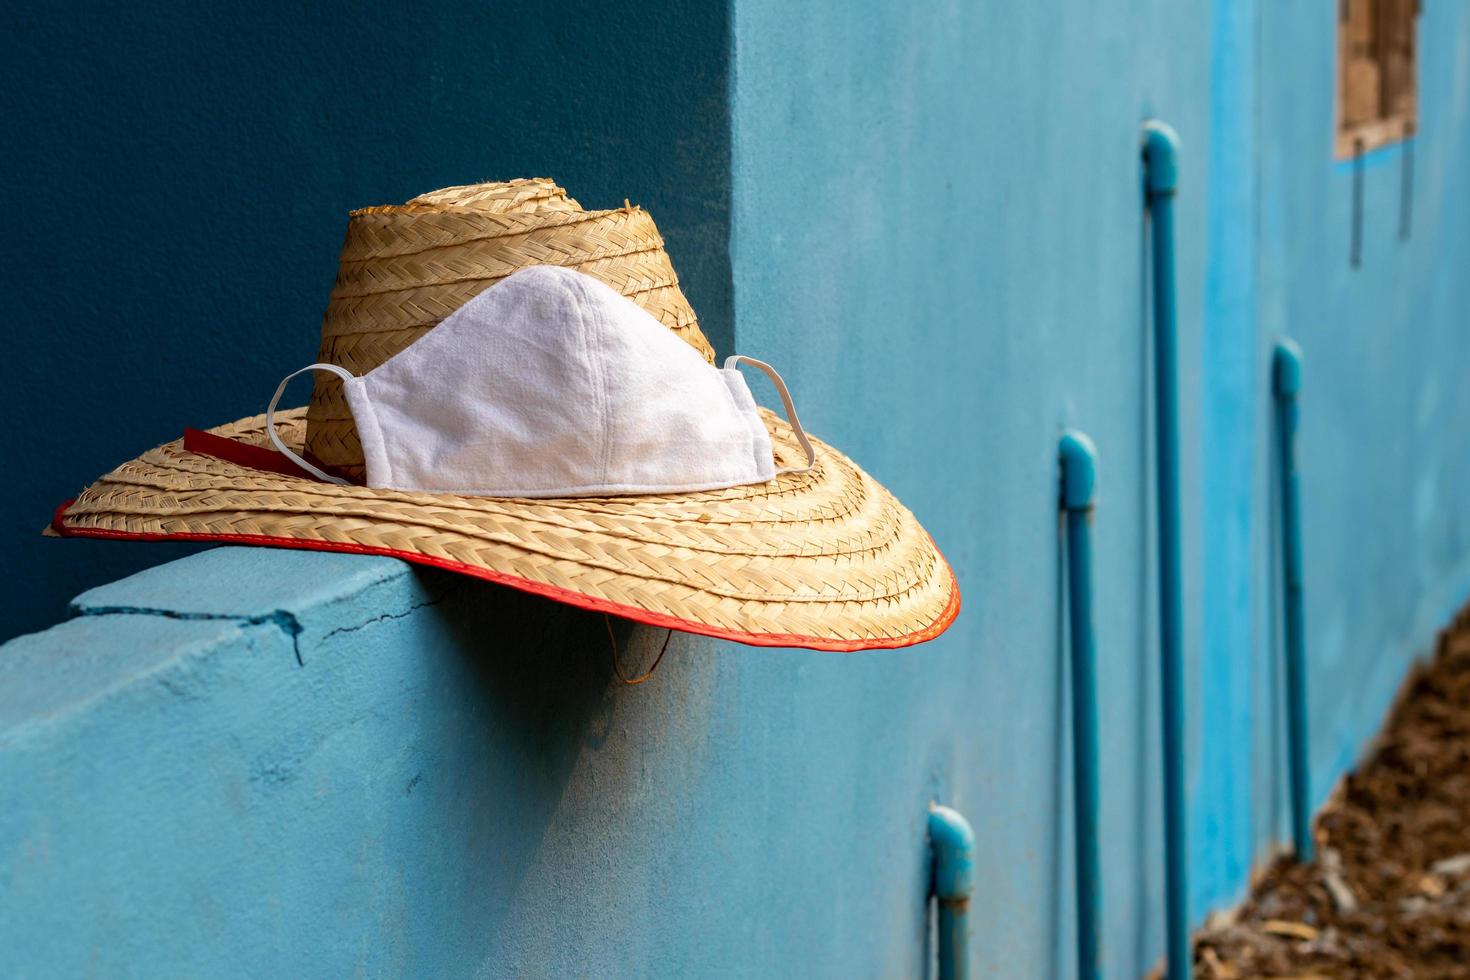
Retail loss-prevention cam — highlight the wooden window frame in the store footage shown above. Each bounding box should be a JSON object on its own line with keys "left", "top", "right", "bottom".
{"left": 1335, "top": 0, "right": 1419, "bottom": 159}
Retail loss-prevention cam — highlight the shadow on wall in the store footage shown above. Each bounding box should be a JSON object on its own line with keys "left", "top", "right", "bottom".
{"left": 386, "top": 567, "right": 734, "bottom": 975}
{"left": 0, "top": 0, "right": 732, "bottom": 638}
{"left": 0, "top": 546, "right": 722, "bottom": 975}
{"left": 336, "top": 562, "right": 672, "bottom": 968}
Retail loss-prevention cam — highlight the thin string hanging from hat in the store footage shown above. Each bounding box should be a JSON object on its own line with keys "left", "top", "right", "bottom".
{"left": 604, "top": 615, "right": 673, "bottom": 685}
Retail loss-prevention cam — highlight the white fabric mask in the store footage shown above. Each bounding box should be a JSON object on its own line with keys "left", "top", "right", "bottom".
{"left": 266, "top": 265, "right": 815, "bottom": 497}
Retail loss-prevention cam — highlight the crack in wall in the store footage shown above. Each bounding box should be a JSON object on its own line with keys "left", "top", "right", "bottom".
{"left": 69, "top": 581, "right": 464, "bottom": 668}
{"left": 320, "top": 584, "right": 463, "bottom": 641}
{"left": 71, "top": 605, "right": 306, "bottom": 665}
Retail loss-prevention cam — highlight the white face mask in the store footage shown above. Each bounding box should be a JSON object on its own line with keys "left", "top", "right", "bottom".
{"left": 266, "top": 266, "right": 815, "bottom": 497}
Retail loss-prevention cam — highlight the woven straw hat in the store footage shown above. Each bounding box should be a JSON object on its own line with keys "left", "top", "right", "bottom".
{"left": 52, "top": 181, "right": 959, "bottom": 651}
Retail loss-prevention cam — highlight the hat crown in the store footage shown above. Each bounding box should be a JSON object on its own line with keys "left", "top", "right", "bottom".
{"left": 305, "top": 180, "right": 712, "bottom": 480}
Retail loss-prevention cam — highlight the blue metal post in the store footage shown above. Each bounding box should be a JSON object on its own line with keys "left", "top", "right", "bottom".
{"left": 928, "top": 804, "right": 975, "bottom": 980}
{"left": 1272, "top": 339, "right": 1313, "bottom": 861}
{"left": 1142, "top": 119, "right": 1190, "bottom": 980}
{"left": 1060, "top": 432, "right": 1102, "bottom": 980}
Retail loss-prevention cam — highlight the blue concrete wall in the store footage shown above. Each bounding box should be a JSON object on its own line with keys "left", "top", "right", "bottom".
{"left": 0, "top": 0, "right": 731, "bottom": 638}
{"left": 1194, "top": 0, "right": 1262, "bottom": 914}
{"left": 1254, "top": 0, "right": 1470, "bottom": 833}
{"left": 4, "top": 2, "right": 1470, "bottom": 978}
{"left": 1190, "top": 0, "right": 1470, "bottom": 928}
{"left": 3, "top": 551, "right": 998, "bottom": 978}
{"left": 2, "top": 550, "right": 756, "bottom": 977}
{"left": 728, "top": 2, "right": 1212, "bottom": 974}
{"left": 726, "top": 0, "right": 1470, "bottom": 970}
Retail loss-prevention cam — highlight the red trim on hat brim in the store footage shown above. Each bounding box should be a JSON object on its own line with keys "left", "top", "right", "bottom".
{"left": 49, "top": 498, "right": 961, "bottom": 652}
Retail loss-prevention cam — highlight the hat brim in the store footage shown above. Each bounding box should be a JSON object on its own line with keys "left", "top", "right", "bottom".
{"left": 52, "top": 408, "right": 960, "bottom": 651}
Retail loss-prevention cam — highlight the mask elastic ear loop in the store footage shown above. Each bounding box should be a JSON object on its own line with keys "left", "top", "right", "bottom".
{"left": 723, "top": 355, "right": 817, "bottom": 474}
{"left": 266, "top": 363, "right": 356, "bottom": 485}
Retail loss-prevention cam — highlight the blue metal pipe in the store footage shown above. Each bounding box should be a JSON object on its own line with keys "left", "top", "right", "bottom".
{"left": 928, "top": 804, "right": 975, "bottom": 980}
{"left": 1142, "top": 119, "right": 1190, "bottom": 980}
{"left": 1272, "top": 339, "right": 1313, "bottom": 861}
{"left": 1060, "top": 431, "right": 1102, "bottom": 980}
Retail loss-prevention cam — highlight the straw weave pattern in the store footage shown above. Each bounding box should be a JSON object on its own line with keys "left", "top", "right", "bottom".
{"left": 61, "top": 410, "right": 956, "bottom": 647}
{"left": 305, "top": 180, "right": 713, "bottom": 478}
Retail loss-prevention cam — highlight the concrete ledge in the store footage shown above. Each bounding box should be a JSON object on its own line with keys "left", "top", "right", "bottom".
{"left": 68, "top": 548, "right": 433, "bottom": 669}
{"left": 0, "top": 545, "right": 946, "bottom": 978}
{"left": 1, "top": 550, "right": 427, "bottom": 737}
{"left": 0, "top": 549, "right": 470, "bottom": 976}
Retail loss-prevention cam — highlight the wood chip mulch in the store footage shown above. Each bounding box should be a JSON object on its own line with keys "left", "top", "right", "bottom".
{"left": 1193, "top": 605, "right": 1470, "bottom": 979}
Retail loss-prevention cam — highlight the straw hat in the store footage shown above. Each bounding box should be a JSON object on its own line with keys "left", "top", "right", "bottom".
{"left": 51, "top": 181, "right": 959, "bottom": 651}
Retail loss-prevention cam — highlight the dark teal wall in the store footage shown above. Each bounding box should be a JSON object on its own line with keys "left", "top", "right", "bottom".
{"left": 0, "top": 1, "right": 731, "bottom": 637}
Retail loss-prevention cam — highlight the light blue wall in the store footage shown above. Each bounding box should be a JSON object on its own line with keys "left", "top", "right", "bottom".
{"left": 728, "top": 0, "right": 1470, "bottom": 970}
{"left": 2, "top": 552, "right": 1006, "bottom": 979}
{"left": 1194, "top": 0, "right": 1470, "bottom": 924}
{"left": 1, "top": 550, "right": 755, "bottom": 978}
{"left": 1194, "top": 0, "right": 1261, "bottom": 914}
{"left": 728, "top": 1, "right": 1213, "bottom": 974}
{"left": 1255, "top": 0, "right": 1470, "bottom": 829}
{"left": 4, "top": 2, "right": 1470, "bottom": 978}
